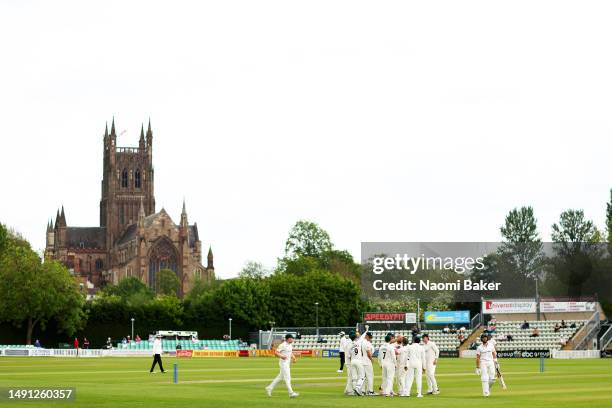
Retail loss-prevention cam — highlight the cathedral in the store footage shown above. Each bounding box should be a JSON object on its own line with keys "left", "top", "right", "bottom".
{"left": 44, "top": 119, "right": 215, "bottom": 297}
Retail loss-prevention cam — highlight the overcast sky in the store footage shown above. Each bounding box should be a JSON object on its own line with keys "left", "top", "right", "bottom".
{"left": 1, "top": 1, "right": 610, "bottom": 278}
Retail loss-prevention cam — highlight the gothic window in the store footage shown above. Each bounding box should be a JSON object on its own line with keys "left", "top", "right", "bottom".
{"left": 148, "top": 238, "right": 179, "bottom": 292}
{"left": 121, "top": 169, "right": 128, "bottom": 188}
{"left": 95, "top": 259, "right": 103, "bottom": 270}
{"left": 135, "top": 169, "right": 141, "bottom": 188}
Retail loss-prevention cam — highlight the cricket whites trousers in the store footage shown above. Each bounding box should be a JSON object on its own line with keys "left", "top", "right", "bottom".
{"left": 269, "top": 362, "right": 294, "bottom": 395}
{"left": 404, "top": 363, "right": 423, "bottom": 396}
{"left": 480, "top": 360, "right": 496, "bottom": 396}
{"left": 381, "top": 363, "right": 395, "bottom": 396}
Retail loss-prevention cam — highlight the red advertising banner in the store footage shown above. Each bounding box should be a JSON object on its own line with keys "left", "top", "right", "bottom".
{"left": 176, "top": 349, "right": 193, "bottom": 358}
{"left": 363, "top": 312, "right": 415, "bottom": 323}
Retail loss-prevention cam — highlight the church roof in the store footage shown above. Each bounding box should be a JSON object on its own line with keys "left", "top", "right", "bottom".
{"left": 66, "top": 227, "right": 106, "bottom": 249}
{"left": 117, "top": 224, "right": 138, "bottom": 245}
{"left": 115, "top": 216, "right": 199, "bottom": 248}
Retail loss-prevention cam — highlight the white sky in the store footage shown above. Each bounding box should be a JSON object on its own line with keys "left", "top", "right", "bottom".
{"left": 0, "top": 1, "right": 610, "bottom": 278}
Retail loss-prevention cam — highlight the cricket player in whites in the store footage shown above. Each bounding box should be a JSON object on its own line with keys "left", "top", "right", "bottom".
{"left": 338, "top": 331, "right": 350, "bottom": 373}
{"left": 350, "top": 330, "right": 367, "bottom": 396}
{"left": 362, "top": 332, "right": 376, "bottom": 395}
{"left": 394, "top": 335, "right": 404, "bottom": 394}
{"left": 475, "top": 333, "right": 497, "bottom": 397}
{"left": 343, "top": 331, "right": 357, "bottom": 395}
{"left": 404, "top": 336, "right": 426, "bottom": 397}
{"left": 378, "top": 334, "right": 397, "bottom": 396}
{"left": 397, "top": 337, "right": 409, "bottom": 396}
{"left": 422, "top": 334, "right": 440, "bottom": 395}
{"left": 266, "top": 334, "right": 299, "bottom": 398}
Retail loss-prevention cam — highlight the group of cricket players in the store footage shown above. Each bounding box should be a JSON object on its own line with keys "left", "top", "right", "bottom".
{"left": 339, "top": 329, "right": 440, "bottom": 397}
{"left": 265, "top": 330, "right": 501, "bottom": 399}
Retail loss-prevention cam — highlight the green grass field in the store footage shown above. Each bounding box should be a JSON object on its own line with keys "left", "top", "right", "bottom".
{"left": 0, "top": 357, "right": 611, "bottom": 407}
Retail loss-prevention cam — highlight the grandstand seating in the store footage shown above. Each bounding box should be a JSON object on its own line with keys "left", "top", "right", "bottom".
{"left": 115, "top": 339, "right": 248, "bottom": 352}
{"left": 292, "top": 329, "right": 471, "bottom": 351}
{"left": 476, "top": 320, "right": 584, "bottom": 351}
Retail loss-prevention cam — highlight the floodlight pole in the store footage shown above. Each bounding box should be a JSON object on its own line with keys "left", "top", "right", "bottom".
{"left": 228, "top": 318, "right": 233, "bottom": 340}
{"left": 131, "top": 318, "right": 135, "bottom": 340}
{"left": 315, "top": 302, "right": 319, "bottom": 338}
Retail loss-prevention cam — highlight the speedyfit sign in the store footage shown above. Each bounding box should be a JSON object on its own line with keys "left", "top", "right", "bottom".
{"left": 496, "top": 350, "right": 551, "bottom": 358}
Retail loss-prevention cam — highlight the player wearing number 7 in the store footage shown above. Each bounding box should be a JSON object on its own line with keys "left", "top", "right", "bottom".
{"left": 475, "top": 334, "right": 497, "bottom": 397}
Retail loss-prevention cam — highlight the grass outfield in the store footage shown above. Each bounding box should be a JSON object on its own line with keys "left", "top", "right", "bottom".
{"left": 0, "top": 357, "right": 611, "bottom": 407}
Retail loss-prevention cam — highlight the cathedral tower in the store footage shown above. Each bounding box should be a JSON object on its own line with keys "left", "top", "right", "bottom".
{"left": 100, "top": 118, "right": 156, "bottom": 247}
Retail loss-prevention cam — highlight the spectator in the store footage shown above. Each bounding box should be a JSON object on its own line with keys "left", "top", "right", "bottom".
{"left": 489, "top": 315, "right": 497, "bottom": 325}
{"left": 122, "top": 337, "right": 127, "bottom": 347}
{"left": 74, "top": 337, "right": 79, "bottom": 356}
{"left": 135, "top": 334, "right": 141, "bottom": 343}
{"left": 554, "top": 323, "right": 561, "bottom": 333}
{"left": 457, "top": 333, "right": 466, "bottom": 343}
{"left": 105, "top": 337, "right": 112, "bottom": 349}
{"left": 521, "top": 320, "right": 530, "bottom": 330}
{"left": 83, "top": 337, "right": 90, "bottom": 349}
{"left": 442, "top": 325, "right": 450, "bottom": 334}
{"left": 496, "top": 333, "right": 506, "bottom": 342}
{"left": 34, "top": 339, "right": 41, "bottom": 348}
{"left": 530, "top": 327, "right": 540, "bottom": 337}
{"left": 223, "top": 334, "right": 230, "bottom": 341}
{"left": 449, "top": 324, "right": 457, "bottom": 334}
{"left": 176, "top": 343, "right": 182, "bottom": 350}
{"left": 506, "top": 334, "right": 513, "bottom": 341}
{"left": 127, "top": 335, "right": 131, "bottom": 343}
{"left": 561, "top": 320, "right": 567, "bottom": 328}
{"left": 559, "top": 336, "right": 567, "bottom": 346}
{"left": 411, "top": 325, "right": 420, "bottom": 336}
{"left": 570, "top": 322, "right": 576, "bottom": 329}
{"left": 458, "top": 326, "right": 467, "bottom": 334}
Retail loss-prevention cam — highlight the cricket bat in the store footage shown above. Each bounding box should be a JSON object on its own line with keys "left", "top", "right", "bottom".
{"left": 495, "top": 362, "right": 507, "bottom": 390}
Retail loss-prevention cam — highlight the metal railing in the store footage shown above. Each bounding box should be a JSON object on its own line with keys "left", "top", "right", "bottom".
{"left": 471, "top": 313, "right": 481, "bottom": 329}
{"left": 573, "top": 311, "right": 600, "bottom": 350}
{"left": 599, "top": 324, "right": 612, "bottom": 351}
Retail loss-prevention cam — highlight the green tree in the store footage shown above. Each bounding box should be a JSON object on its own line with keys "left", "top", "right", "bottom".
{"left": 550, "top": 209, "right": 603, "bottom": 298}
{"left": 156, "top": 269, "right": 181, "bottom": 296}
{"left": 606, "top": 189, "right": 612, "bottom": 252}
{"left": 0, "top": 223, "right": 7, "bottom": 255}
{"left": 239, "top": 261, "right": 269, "bottom": 279}
{"left": 0, "top": 239, "right": 85, "bottom": 344}
{"left": 284, "top": 220, "right": 333, "bottom": 259}
{"left": 497, "top": 207, "right": 545, "bottom": 294}
{"left": 102, "top": 277, "right": 154, "bottom": 303}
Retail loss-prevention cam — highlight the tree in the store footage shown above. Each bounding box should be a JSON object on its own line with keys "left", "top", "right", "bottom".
{"left": 0, "top": 223, "right": 7, "bottom": 255}
{"left": 239, "top": 261, "right": 269, "bottom": 279}
{"left": 102, "top": 277, "right": 154, "bottom": 302}
{"left": 550, "top": 209, "right": 603, "bottom": 298}
{"left": 284, "top": 220, "right": 333, "bottom": 259}
{"left": 0, "top": 239, "right": 85, "bottom": 344}
{"left": 552, "top": 209, "right": 602, "bottom": 252}
{"left": 606, "top": 189, "right": 612, "bottom": 252}
{"left": 156, "top": 269, "right": 181, "bottom": 296}
{"left": 497, "top": 207, "right": 545, "bottom": 295}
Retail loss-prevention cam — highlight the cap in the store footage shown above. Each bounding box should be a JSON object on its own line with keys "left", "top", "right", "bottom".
{"left": 413, "top": 336, "right": 421, "bottom": 343}
{"left": 422, "top": 333, "right": 429, "bottom": 339}
{"left": 339, "top": 331, "right": 345, "bottom": 336}
{"left": 285, "top": 334, "right": 294, "bottom": 340}
{"left": 387, "top": 332, "right": 395, "bottom": 337}
{"left": 364, "top": 332, "right": 373, "bottom": 338}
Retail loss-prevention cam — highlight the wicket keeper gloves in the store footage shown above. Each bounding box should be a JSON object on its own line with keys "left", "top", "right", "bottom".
{"left": 475, "top": 368, "right": 481, "bottom": 375}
